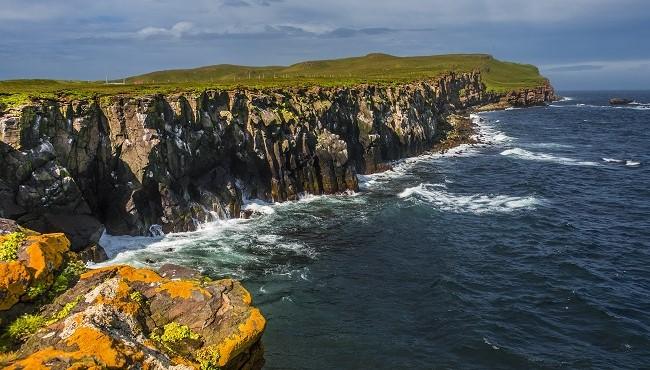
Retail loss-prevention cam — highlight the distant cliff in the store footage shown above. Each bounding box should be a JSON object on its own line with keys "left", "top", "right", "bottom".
{"left": 0, "top": 72, "right": 556, "bottom": 250}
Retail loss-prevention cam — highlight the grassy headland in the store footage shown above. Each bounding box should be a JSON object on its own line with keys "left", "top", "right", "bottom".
{"left": 0, "top": 53, "right": 546, "bottom": 110}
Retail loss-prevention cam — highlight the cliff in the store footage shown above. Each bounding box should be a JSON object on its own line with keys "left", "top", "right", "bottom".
{"left": 0, "top": 220, "right": 265, "bottom": 369}
{"left": 0, "top": 72, "right": 556, "bottom": 250}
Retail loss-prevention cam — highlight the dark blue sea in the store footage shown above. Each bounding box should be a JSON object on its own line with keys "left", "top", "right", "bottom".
{"left": 100, "top": 91, "right": 650, "bottom": 369}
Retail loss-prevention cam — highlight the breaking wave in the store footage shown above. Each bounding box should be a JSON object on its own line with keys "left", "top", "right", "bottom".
{"left": 601, "top": 158, "right": 641, "bottom": 167}
{"left": 500, "top": 148, "right": 600, "bottom": 167}
{"left": 397, "top": 183, "right": 543, "bottom": 214}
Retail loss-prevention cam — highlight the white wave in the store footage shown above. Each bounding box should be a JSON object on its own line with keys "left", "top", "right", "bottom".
{"left": 555, "top": 103, "right": 650, "bottom": 111}
{"left": 483, "top": 337, "right": 500, "bottom": 350}
{"left": 397, "top": 183, "right": 543, "bottom": 214}
{"left": 500, "top": 148, "right": 600, "bottom": 167}
{"left": 601, "top": 158, "right": 641, "bottom": 167}
{"left": 527, "top": 142, "right": 574, "bottom": 149}
{"left": 242, "top": 199, "right": 276, "bottom": 215}
{"left": 471, "top": 114, "right": 513, "bottom": 145}
{"left": 559, "top": 97, "right": 574, "bottom": 102}
{"left": 97, "top": 231, "right": 163, "bottom": 260}
{"left": 505, "top": 107, "right": 521, "bottom": 111}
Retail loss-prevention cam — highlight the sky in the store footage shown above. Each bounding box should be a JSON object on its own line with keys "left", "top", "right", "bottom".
{"left": 1, "top": 0, "right": 649, "bottom": 90}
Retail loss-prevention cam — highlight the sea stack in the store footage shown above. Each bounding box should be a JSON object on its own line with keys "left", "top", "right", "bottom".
{"left": 609, "top": 98, "right": 634, "bottom": 105}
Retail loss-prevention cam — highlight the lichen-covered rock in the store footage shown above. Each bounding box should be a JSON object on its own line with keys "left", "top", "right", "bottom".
{"left": 0, "top": 73, "right": 556, "bottom": 240}
{"left": 0, "top": 261, "right": 31, "bottom": 311}
{"left": 0, "top": 221, "right": 70, "bottom": 312}
{"left": 3, "top": 265, "right": 266, "bottom": 370}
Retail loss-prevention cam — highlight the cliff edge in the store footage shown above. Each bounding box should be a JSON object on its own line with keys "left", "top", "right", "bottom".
{"left": 0, "top": 71, "right": 556, "bottom": 251}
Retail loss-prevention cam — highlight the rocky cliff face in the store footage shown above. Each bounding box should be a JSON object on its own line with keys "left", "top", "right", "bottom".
{"left": 0, "top": 73, "right": 556, "bottom": 249}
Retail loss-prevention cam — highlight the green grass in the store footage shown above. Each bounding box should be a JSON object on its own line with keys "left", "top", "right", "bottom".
{"left": 6, "top": 314, "right": 45, "bottom": 341}
{"left": 0, "top": 53, "right": 547, "bottom": 110}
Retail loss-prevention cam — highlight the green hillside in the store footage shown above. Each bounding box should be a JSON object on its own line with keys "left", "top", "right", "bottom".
{"left": 0, "top": 53, "right": 546, "bottom": 110}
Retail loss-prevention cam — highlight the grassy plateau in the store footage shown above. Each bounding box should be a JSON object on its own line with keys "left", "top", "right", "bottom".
{"left": 0, "top": 53, "right": 546, "bottom": 110}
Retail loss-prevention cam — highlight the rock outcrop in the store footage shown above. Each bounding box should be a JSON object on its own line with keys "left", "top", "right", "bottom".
{"left": 0, "top": 220, "right": 70, "bottom": 313}
{"left": 0, "top": 220, "right": 266, "bottom": 370}
{"left": 0, "top": 73, "right": 556, "bottom": 247}
{"left": 609, "top": 98, "right": 633, "bottom": 105}
{"left": 474, "top": 82, "right": 557, "bottom": 112}
{"left": 4, "top": 266, "right": 265, "bottom": 370}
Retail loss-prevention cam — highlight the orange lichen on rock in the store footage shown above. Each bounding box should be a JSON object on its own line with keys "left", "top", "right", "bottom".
{"left": 93, "top": 279, "right": 142, "bottom": 315}
{"left": 4, "top": 263, "right": 267, "bottom": 370}
{"left": 197, "top": 308, "right": 266, "bottom": 368}
{"left": 5, "top": 327, "right": 143, "bottom": 369}
{"left": 0, "top": 231, "right": 71, "bottom": 312}
{"left": 81, "top": 264, "right": 163, "bottom": 284}
{"left": 3, "top": 347, "right": 68, "bottom": 370}
{"left": 65, "top": 327, "right": 144, "bottom": 367}
{"left": 156, "top": 280, "right": 211, "bottom": 300}
{"left": 0, "top": 261, "right": 32, "bottom": 310}
{"left": 20, "top": 233, "right": 69, "bottom": 282}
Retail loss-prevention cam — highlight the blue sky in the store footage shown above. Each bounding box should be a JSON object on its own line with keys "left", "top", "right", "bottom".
{"left": 1, "top": 0, "right": 649, "bottom": 90}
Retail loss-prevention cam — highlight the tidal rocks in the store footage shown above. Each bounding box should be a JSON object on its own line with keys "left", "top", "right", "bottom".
{"left": 0, "top": 73, "right": 556, "bottom": 239}
{"left": 609, "top": 98, "right": 633, "bottom": 105}
{"left": 3, "top": 265, "right": 266, "bottom": 370}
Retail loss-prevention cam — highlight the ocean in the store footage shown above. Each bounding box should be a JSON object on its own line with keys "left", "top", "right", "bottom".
{"left": 98, "top": 91, "right": 650, "bottom": 369}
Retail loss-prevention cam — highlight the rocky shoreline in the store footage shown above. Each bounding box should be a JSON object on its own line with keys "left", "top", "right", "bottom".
{"left": 0, "top": 75, "right": 555, "bottom": 368}
{"left": 0, "top": 73, "right": 556, "bottom": 253}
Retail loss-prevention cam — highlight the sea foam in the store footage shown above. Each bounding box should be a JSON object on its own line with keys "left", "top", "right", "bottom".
{"left": 397, "top": 183, "right": 543, "bottom": 214}
{"left": 500, "top": 148, "right": 600, "bottom": 167}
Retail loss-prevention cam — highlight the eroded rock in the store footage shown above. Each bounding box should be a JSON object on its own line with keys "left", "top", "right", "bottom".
{"left": 3, "top": 265, "right": 266, "bottom": 370}
{"left": 0, "top": 73, "right": 556, "bottom": 239}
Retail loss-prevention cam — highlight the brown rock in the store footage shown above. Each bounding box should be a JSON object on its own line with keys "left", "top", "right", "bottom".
{"left": 76, "top": 244, "right": 109, "bottom": 264}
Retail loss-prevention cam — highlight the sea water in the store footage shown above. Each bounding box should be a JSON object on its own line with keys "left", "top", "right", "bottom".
{"left": 99, "top": 91, "right": 650, "bottom": 369}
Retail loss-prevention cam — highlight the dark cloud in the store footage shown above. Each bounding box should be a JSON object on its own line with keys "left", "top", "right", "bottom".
{"left": 1, "top": 0, "right": 649, "bottom": 89}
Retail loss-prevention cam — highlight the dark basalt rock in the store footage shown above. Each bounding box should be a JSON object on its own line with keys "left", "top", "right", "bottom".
{"left": 609, "top": 98, "right": 633, "bottom": 105}
{"left": 0, "top": 72, "right": 556, "bottom": 242}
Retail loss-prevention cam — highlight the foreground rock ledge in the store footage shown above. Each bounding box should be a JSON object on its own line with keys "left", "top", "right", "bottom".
{"left": 1, "top": 229, "right": 266, "bottom": 369}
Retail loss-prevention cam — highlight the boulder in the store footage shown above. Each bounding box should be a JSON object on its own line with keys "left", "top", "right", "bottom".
{"left": 76, "top": 244, "right": 109, "bottom": 264}
{"left": 0, "top": 221, "right": 70, "bottom": 312}
{"left": 609, "top": 98, "right": 633, "bottom": 105}
{"left": 0, "top": 223, "right": 70, "bottom": 311}
{"left": 3, "top": 265, "right": 266, "bottom": 370}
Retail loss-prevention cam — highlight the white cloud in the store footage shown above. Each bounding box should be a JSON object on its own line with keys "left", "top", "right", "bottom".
{"left": 136, "top": 21, "right": 197, "bottom": 39}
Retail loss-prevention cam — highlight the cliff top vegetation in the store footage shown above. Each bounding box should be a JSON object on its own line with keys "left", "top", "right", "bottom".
{"left": 0, "top": 53, "right": 546, "bottom": 110}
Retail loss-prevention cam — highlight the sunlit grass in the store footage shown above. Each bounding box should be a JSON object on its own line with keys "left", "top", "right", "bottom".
{"left": 0, "top": 53, "right": 546, "bottom": 110}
